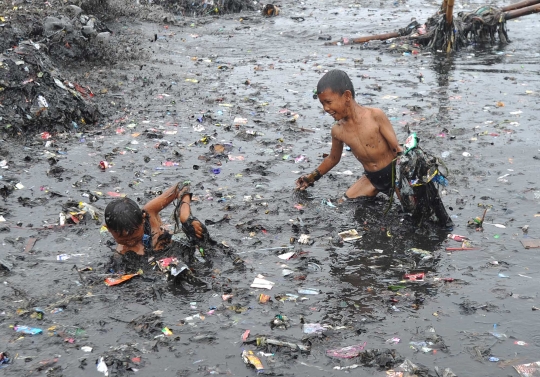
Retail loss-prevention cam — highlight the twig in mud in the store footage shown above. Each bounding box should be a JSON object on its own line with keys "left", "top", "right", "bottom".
{"left": 109, "top": 316, "right": 132, "bottom": 323}
{"left": 72, "top": 264, "right": 86, "bottom": 286}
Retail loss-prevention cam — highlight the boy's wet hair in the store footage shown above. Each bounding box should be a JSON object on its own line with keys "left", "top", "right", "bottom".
{"left": 317, "top": 69, "right": 355, "bottom": 99}
{"left": 105, "top": 197, "right": 143, "bottom": 235}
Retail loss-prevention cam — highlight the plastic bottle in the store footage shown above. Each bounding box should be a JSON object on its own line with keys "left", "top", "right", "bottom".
{"left": 404, "top": 133, "right": 418, "bottom": 154}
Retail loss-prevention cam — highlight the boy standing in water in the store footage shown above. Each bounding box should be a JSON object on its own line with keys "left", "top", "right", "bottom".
{"left": 296, "top": 69, "right": 453, "bottom": 229}
{"left": 296, "top": 69, "right": 402, "bottom": 199}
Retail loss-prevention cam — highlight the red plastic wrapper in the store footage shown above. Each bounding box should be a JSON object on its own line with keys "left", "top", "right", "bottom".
{"left": 157, "top": 257, "right": 178, "bottom": 272}
{"left": 404, "top": 272, "right": 425, "bottom": 281}
{"left": 447, "top": 234, "right": 469, "bottom": 242}
{"left": 99, "top": 161, "right": 109, "bottom": 170}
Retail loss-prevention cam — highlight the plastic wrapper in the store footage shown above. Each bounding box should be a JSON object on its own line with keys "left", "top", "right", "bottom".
{"left": 242, "top": 350, "right": 264, "bottom": 373}
{"left": 104, "top": 270, "right": 141, "bottom": 286}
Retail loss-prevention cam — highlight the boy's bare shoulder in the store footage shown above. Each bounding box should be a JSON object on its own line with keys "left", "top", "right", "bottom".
{"left": 330, "top": 121, "right": 344, "bottom": 139}
{"left": 362, "top": 106, "right": 385, "bottom": 118}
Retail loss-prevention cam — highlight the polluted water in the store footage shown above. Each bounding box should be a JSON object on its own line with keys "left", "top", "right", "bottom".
{"left": 0, "top": 0, "right": 540, "bottom": 375}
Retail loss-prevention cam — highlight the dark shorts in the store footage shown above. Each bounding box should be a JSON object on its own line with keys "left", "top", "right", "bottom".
{"left": 364, "top": 162, "right": 394, "bottom": 193}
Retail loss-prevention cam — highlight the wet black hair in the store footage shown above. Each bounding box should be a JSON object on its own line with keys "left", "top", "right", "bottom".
{"left": 316, "top": 69, "right": 355, "bottom": 99}
{"left": 104, "top": 197, "right": 143, "bottom": 235}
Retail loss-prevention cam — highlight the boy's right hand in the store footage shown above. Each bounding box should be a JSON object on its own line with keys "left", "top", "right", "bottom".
{"left": 295, "top": 169, "right": 322, "bottom": 191}
{"left": 296, "top": 175, "right": 314, "bottom": 191}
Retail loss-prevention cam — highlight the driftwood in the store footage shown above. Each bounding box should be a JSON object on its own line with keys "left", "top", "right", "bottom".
{"left": 325, "top": 0, "right": 540, "bottom": 50}
{"left": 505, "top": 2, "right": 540, "bottom": 19}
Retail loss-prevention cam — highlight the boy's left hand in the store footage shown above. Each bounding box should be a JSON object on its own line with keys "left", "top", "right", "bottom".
{"left": 190, "top": 219, "right": 204, "bottom": 239}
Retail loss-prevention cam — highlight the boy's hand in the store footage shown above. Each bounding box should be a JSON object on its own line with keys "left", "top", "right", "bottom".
{"left": 190, "top": 219, "right": 204, "bottom": 239}
{"left": 295, "top": 169, "right": 322, "bottom": 191}
{"left": 296, "top": 176, "right": 314, "bottom": 191}
{"left": 176, "top": 183, "right": 191, "bottom": 199}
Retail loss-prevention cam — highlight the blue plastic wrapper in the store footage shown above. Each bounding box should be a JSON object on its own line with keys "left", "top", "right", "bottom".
{"left": 13, "top": 325, "right": 43, "bottom": 335}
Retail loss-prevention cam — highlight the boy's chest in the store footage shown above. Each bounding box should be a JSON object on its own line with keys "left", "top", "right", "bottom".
{"left": 336, "top": 122, "right": 379, "bottom": 145}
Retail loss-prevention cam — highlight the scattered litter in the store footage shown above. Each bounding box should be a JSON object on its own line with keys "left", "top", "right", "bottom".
{"left": 514, "top": 361, "right": 540, "bottom": 377}
{"left": 105, "top": 270, "right": 142, "bottom": 286}
{"left": 521, "top": 239, "right": 540, "bottom": 249}
{"left": 0, "top": 352, "right": 10, "bottom": 366}
{"left": 13, "top": 325, "right": 42, "bottom": 335}
{"left": 404, "top": 272, "right": 424, "bottom": 281}
{"left": 339, "top": 229, "right": 362, "bottom": 242}
{"left": 97, "top": 357, "right": 109, "bottom": 376}
{"left": 251, "top": 276, "right": 275, "bottom": 290}
{"left": 242, "top": 350, "right": 264, "bottom": 373}
{"left": 447, "top": 234, "right": 468, "bottom": 242}
{"left": 298, "top": 234, "right": 311, "bottom": 244}
{"left": 0, "top": 259, "right": 13, "bottom": 271}
{"left": 298, "top": 288, "right": 320, "bottom": 295}
{"left": 326, "top": 342, "right": 367, "bottom": 359}
{"left": 233, "top": 117, "right": 248, "bottom": 125}
{"left": 303, "top": 323, "right": 326, "bottom": 334}
{"left": 278, "top": 251, "right": 295, "bottom": 260}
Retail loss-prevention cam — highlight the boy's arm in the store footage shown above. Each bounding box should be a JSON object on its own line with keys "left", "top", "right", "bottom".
{"left": 143, "top": 183, "right": 184, "bottom": 216}
{"left": 375, "top": 109, "right": 403, "bottom": 155}
{"left": 296, "top": 128, "right": 343, "bottom": 190}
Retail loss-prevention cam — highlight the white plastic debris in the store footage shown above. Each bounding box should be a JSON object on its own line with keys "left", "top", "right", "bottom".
{"left": 96, "top": 357, "right": 109, "bottom": 376}
{"left": 298, "top": 234, "right": 310, "bottom": 244}
{"left": 251, "top": 276, "right": 275, "bottom": 290}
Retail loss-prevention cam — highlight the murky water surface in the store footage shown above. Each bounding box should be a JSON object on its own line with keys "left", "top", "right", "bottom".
{"left": 1, "top": 0, "right": 540, "bottom": 375}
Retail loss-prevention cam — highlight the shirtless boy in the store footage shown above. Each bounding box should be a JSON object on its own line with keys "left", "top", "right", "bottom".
{"left": 105, "top": 183, "right": 206, "bottom": 256}
{"left": 296, "top": 69, "right": 403, "bottom": 199}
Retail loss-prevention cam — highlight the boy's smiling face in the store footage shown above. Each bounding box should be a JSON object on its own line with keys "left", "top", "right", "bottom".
{"left": 318, "top": 89, "right": 352, "bottom": 121}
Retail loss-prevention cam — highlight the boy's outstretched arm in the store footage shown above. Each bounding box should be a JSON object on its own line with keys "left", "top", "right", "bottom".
{"left": 296, "top": 129, "right": 344, "bottom": 190}
{"left": 143, "top": 182, "right": 186, "bottom": 216}
{"left": 144, "top": 183, "right": 205, "bottom": 239}
{"left": 376, "top": 109, "right": 403, "bottom": 155}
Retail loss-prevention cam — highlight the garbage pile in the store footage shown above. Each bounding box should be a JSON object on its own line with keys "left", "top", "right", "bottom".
{"left": 0, "top": 2, "right": 152, "bottom": 137}
{"left": 413, "top": 5, "right": 509, "bottom": 51}
{"left": 0, "top": 5, "right": 117, "bottom": 135}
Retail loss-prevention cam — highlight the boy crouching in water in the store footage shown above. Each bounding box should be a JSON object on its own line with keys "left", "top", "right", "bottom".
{"left": 296, "top": 69, "right": 453, "bottom": 229}
{"left": 104, "top": 183, "right": 206, "bottom": 257}
{"left": 296, "top": 69, "right": 403, "bottom": 199}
